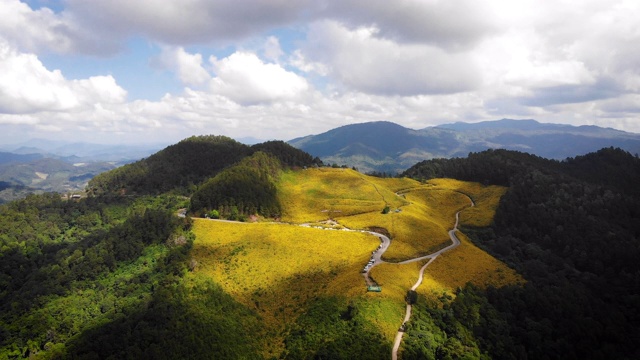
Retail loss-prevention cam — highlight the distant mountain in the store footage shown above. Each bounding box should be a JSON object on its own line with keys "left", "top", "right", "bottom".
{"left": 0, "top": 151, "right": 44, "bottom": 165}
{"left": 1, "top": 139, "right": 165, "bottom": 163}
{"left": 0, "top": 158, "right": 118, "bottom": 203}
{"left": 288, "top": 121, "right": 455, "bottom": 173}
{"left": 434, "top": 119, "right": 640, "bottom": 159}
{"left": 288, "top": 119, "right": 640, "bottom": 173}
{"left": 0, "top": 140, "right": 166, "bottom": 203}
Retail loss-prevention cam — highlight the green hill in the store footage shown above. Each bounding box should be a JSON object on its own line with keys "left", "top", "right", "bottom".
{"left": 88, "top": 136, "right": 320, "bottom": 196}
{"left": 0, "top": 143, "right": 639, "bottom": 359}
{"left": 401, "top": 147, "right": 640, "bottom": 359}
{"left": 88, "top": 135, "right": 252, "bottom": 195}
{"left": 190, "top": 151, "right": 283, "bottom": 219}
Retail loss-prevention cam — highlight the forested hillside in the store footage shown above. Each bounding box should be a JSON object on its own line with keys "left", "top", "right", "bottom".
{"left": 0, "top": 193, "right": 231, "bottom": 358}
{"left": 88, "top": 136, "right": 320, "bottom": 196}
{"left": 88, "top": 135, "right": 251, "bottom": 195}
{"left": 190, "top": 152, "right": 283, "bottom": 219}
{"left": 0, "top": 136, "right": 323, "bottom": 359}
{"left": 401, "top": 147, "right": 640, "bottom": 359}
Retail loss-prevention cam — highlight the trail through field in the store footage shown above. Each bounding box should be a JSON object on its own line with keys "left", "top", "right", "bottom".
{"left": 388, "top": 194, "right": 474, "bottom": 360}
{"left": 193, "top": 181, "right": 475, "bottom": 360}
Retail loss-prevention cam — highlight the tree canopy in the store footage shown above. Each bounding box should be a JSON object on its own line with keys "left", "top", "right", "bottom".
{"left": 401, "top": 147, "right": 640, "bottom": 359}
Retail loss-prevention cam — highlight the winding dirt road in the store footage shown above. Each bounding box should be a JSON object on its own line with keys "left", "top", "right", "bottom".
{"left": 389, "top": 196, "right": 474, "bottom": 360}
{"left": 194, "top": 188, "right": 474, "bottom": 360}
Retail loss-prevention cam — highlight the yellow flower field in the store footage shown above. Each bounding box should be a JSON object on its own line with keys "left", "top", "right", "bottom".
{"left": 423, "top": 231, "right": 524, "bottom": 295}
{"left": 191, "top": 218, "right": 380, "bottom": 356}
{"left": 428, "top": 178, "right": 508, "bottom": 227}
{"left": 190, "top": 169, "right": 523, "bottom": 354}
{"left": 278, "top": 168, "right": 408, "bottom": 223}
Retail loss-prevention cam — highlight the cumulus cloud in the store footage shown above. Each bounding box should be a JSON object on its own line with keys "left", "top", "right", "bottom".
{"left": 209, "top": 51, "right": 309, "bottom": 105}
{"left": 0, "top": 0, "right": 121, "bottom": 55}
{"left": 155, "top": 47, "right": 211, "bottom": 86}
{"left": 0, "top": 0, "right": 71, "bottom": 52}
{"left": 64, "top": 0, "right": 311, "bottom": 45}
{"left": 298, "top": 21, "right": 481, "bottom": 96}
{"left": 320, "top": 0, "right": 497, "bottom": 49}
{"left": 3, "top": 0, "right": 640, "bottom": 145}
{"left": 0, "top": 40, "right": 126, "bottom": 114}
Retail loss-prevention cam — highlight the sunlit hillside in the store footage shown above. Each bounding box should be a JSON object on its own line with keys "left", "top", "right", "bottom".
{"left": 278, "top": 168, "right": 409, "bottom": 224}
{"left": 191, "top": 168, "right": 522, "bottom": 356}
{"left": 191, "top": 219, "right": 383, "bottom": 356}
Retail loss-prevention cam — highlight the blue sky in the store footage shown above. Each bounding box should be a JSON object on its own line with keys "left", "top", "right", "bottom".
{"left": 1, "top": 0, "right": 639, "bottom": 145}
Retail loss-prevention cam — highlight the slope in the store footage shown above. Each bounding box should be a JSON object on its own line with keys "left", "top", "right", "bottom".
{"left": 88, "top": 136, "right": 320, "bottom": 196}
{"left": 191, "top": 168, "right": 521, "bottom": 358}
{"left": 399, "top": 147, "right": 640, "bottom": 359}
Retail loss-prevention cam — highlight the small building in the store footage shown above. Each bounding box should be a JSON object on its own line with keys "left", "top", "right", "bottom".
{"left": 367, "top": 285, "right": 382, "bottom": 292}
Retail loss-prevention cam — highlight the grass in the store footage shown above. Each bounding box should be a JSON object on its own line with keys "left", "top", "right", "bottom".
{"left": 191, "top": 219, "right": 379, "bottom": 357}
{"left": 190, "top": 170, "right": 523, "bottom": 355}
{"left": 428, "top": 178, "right": 508, "bottom": 227}
{"left": 278, "top": 168, "right": 408, "bottom": 224}
{"left": 423, "top": 231, "right": 524, "bottom": 296}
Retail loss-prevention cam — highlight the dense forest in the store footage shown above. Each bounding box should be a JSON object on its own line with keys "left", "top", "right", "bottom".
{"left": 88, "top": 136, "right": 320, "bottom": 196}
{"left": 190, "top": 152, "right": 283, "bottom": 219}
{"left": 0, "top": 192, "right": 212, "bottom": 358}
{"left": 401, "top": 147, "right": 640, "bottom": 359}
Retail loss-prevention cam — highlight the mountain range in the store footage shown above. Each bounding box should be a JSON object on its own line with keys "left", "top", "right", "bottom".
{"left": 2, "top": 118, "right": 640, "bottom": 202}
{"left": 288, "top": 119, "right": 640, "bottom": 173}
{"left": 0, "top": 140, "right": 167, "bottom": 203}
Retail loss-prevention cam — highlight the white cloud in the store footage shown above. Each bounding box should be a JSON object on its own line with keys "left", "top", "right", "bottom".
{"left": 0, "top": 0, "right": 121, "bottom": 55}
{"left": 289, "top": 50, "right": 330, "bottom": 76}
{"left": 0, "top": 48, "right": 75, "bottom": 113}
{"left": 3, "top": 0, "right": 640, "bottom": 145}
{"left": 299, "top": 21, "right": 481, "bottom": 96}
{"left": 155, "top": 46, "right": 211, "bottom": 86}
{"left": 209, "top": 51, "right": 309, "bottom": 105}
{"left": 263, "top": 36, "right": 284, "bottom": 62}
{"left": 0, "top": 0, "right": 73, "bottom": 52}
{"left": 73, "top": 76, "right": 128, "bottom": 105}
{"left": 473, "top": 29, "right": 597, "bottom": 97}
{"left": 0, "top": 39, "right": 126, "bottom": 114}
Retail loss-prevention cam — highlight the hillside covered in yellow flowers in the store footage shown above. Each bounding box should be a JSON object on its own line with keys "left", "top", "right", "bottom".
{"left": 191, "top": 167, "right": 522, "bottom": 358}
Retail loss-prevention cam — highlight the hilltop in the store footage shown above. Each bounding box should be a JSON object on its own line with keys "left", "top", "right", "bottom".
{"left": 88, "top": 136, "right": 321, "bottom": 196}
{"left": 288, "top": 119, "right": 640, "bottom": 173}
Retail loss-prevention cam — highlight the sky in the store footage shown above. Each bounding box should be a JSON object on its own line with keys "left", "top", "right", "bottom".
{"left": 1, "top": 0, "right": 639, "bottom": 146}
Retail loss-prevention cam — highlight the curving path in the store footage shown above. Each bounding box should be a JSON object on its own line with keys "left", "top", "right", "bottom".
{"left": 194, "top": 187, "right": 474, "bottom": 360}
{"left": 390, "top": 195, "right": 474, "bottom": 360}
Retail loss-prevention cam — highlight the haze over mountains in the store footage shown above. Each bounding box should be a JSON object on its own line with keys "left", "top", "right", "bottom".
{"left": 0, "top": 140, "right": 165, "bottom": 203}
{"left": 0, "top": 139, "right": 166, "bottom": 163}
{"left": 289, "top": 119, "right": 640, "bottom": 173}
{"left": 2, "top": 118, "right": 640, "bottom": 203}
